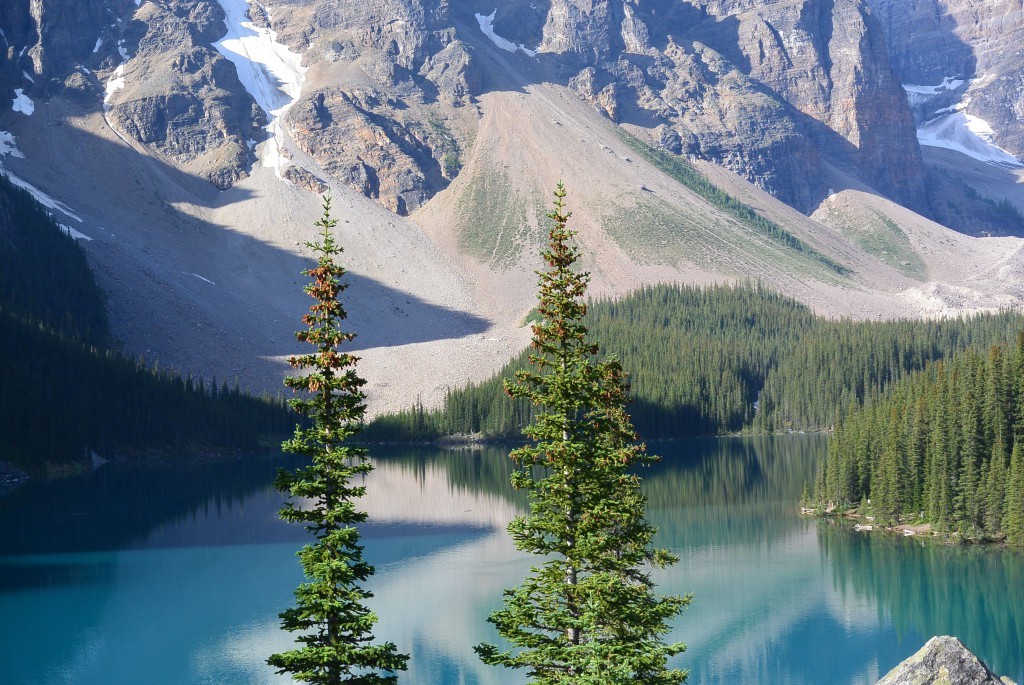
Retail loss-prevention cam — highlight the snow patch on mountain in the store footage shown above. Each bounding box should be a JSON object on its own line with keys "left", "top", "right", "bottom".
{"left": 905, "top": 77, "right": 1022, "bottom": 168}
{"left": 12, "top": 89, "right": 34, "bottom": 115}
{"left": 60, "top": 224, "right": 92, "bottom": 241}
{"left": 1, "top": 171, "right": 82, "bottom": 222}
{"left": 101, "top": 41, "right": 137, "bottom": 147}
{"left": 104, "top": 65, "right": 126, "bottom": 107}
{"left": 917, "top": 109, "right": 1022, "bottom": 168}
{"left": 213, "top": 0, "right": 306, "bottom": 178}
{"left": 476, "top": 10, "right": 538, "bottom": 57}
{"left": 904, "top": 76, "right": 963, "bottom": 97}
{"left": 0, "top": 131, "right": 25, "bottom": 159}
{"left": 186, "top": 272, "right": 216, "bottom": 285}
{"left": 103, "top": 40, "right": 132, "bottom": 111}
{"left": 104, "top": 65, "right": 126, "bottom": 109}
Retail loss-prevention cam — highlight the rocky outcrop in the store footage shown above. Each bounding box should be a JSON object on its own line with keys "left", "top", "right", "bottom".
{"left": 0, "top": 0, "right": 973, "bottom": 218}
{"left": 0, "top": 0, "right": 136, "bottom": 88}
{"left": 103, "top": 0, "right": 262, "bottom": 189}
{"left": 492, "top": 0, "right": 926, "bottom": 212}
{"left": 288, "top": 87, "right": 460, "bottom": 215}
{"left": 269, "top": 0, "right": 454, "bottom": 73}
{"left": 540, "top": 0, "right": 616, "bottom": 67}
{"left": 610, "top": 37, "right": 825, "bottom": 211}
{"left": 260, "top": 0, "right": 477, "bottom": 208}
{"left": 876, "top": 636, "right": 1017, "bottom": 685}
{"left": 866, "top": 0, "right": 1024, "bottom": 159}
{"left": 706, "top": 0, "right": 927, "bottom": 210}
{"left": 0, "top": 0, "right": 260, "bottom": 189}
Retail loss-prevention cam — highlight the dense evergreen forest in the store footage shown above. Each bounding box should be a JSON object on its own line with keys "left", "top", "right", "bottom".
{"left": 367, "top": 284, "right": 1024, "bottom": 443}
{"left": 814, "top": 334, "right": 1024, "bottom": 543}
{"left": 0, "top": 175, "right": 291, "bottom": 474}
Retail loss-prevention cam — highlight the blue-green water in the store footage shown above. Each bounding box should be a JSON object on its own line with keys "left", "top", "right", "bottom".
{"left": 1, "top": 436, "right": 1021, "bottom": 684}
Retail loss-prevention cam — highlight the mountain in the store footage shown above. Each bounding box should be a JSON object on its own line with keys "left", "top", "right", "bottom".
{"left": 1, "top": 0, "right": 1022, "bottom": 415}
{"left": 866, "top": 0, "right": 1024, "bottom": 236}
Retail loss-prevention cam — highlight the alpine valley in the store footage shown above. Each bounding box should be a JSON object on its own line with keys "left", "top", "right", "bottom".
{"left": 2, "top": 0, "right": 1024, "bottom": 414}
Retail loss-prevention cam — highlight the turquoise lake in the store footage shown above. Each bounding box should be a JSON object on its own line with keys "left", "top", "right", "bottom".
{"left": 1, "top": 435, "right": 1021, "bottom": 684}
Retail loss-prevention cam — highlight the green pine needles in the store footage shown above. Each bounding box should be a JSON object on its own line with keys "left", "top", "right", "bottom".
{"left": 475, "top": 184, "right": 690, "bottom": 684}
{"left": 817, "top": 331, "right": 1024, "bottom": 543}
{"left": 268, "top": 197, "right": 408, "bottom": 684}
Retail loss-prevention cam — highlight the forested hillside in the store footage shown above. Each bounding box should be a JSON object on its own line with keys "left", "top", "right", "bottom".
{"left": 0, "top": 175, "right": 291, "bottom": 473}
{"left": 367, "top": 284, "right": 1024, "bottom": 441}
{"left": 815, "top": 334, "right": 1024, "bottom": 543}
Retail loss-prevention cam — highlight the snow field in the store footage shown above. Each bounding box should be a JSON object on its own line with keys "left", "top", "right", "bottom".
{"left": 213, "top": 0, "right": 306, "bottom": 177}
{"left": 60, "top": 224, "right": 93, "bottom": 241}
{"left": 904, "top": 77, "right": 1022, "bottom": 168}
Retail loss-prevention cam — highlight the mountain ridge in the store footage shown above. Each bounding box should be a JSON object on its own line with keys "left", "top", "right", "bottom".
{"left": 1, "top": 0, "right": 1023, "bottom": 415}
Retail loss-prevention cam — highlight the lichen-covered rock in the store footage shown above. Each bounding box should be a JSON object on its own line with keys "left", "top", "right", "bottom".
{"left": 876, "top": 636, "right": 1017, "bottom": 685}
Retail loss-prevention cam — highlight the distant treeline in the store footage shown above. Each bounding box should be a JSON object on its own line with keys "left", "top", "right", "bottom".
{"left": 815, "top": 334, "right": 1024, "bottom": 543}
{"left": 0, "top": 174, "right": 292, "bottom": 473}
{"left": 366, "top": 284, "right": 1024, "bottom": 443}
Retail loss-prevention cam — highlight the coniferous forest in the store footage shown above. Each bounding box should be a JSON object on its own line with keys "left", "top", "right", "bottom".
{"left": 367, "top": 283, "right": 1024, "bottom": 443}
{"left": 815, "top": 333, "right": 1024, "bottom": 543}
{"left": 0, "top": 175, "right": 292, "bottom": 473}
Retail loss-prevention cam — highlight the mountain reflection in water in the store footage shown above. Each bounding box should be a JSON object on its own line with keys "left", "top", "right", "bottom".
{"left": 0, "top": 435, "right": 1020, "bottom": 685}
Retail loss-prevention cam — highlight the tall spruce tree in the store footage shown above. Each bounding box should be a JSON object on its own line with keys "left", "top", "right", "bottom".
{"left": 268, "top": 198, "right": 408, "bottom": 684}
{"left": 475, "top": 184, "right": 689, "bottom": 684}
{"left": 1005, "top": 441, "right": 1024, "bottom": 546}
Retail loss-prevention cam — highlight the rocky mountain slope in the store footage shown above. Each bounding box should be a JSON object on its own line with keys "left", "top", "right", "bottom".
{"left": 866, "top": 0, "right": 1024, "bottom": 236}
{"left": 1, "top": 0, "right": 1023, "bottom": 413}
{"left": 868, "top": 0, "right": 1024, "bottom": 160}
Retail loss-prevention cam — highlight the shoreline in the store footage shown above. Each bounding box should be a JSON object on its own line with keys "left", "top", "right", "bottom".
{"left": 802, "top": 505, "right": 1014, "bottom": 547}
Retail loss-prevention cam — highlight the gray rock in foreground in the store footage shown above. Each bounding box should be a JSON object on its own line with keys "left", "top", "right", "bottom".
{"left": 877, "top": 636, "right": 1017, "bottom": 685}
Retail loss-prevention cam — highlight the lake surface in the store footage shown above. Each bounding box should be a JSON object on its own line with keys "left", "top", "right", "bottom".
{"left": 1, "top": 436, "right": 1021, "bottom": 685}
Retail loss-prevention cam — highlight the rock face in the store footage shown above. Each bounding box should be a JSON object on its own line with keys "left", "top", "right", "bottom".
{"left": 486, "top": 0, "right": 927, "bottom": 212}
{"left": 2, "top": 0, "right": 994, "bottom": 219}
{"left": 103, "top": 0, "right": 263, "bottom": 189}
{"left": 288, "top": 87, "right": 460, "bottom": 215}
{"left": 264, "top": 0, "right": 477, "bottom": 213}
{"left": 0, "top": 0, "right": 136, "bottom": 89}
{"left": 866, "top": 0, "right": 1024, "bottom": 159}
{"left": 0, "top": 0, "right": 260, "bottom": 189}
{"left": 876, "top": 636, "right": 1017, "bottom": 685}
